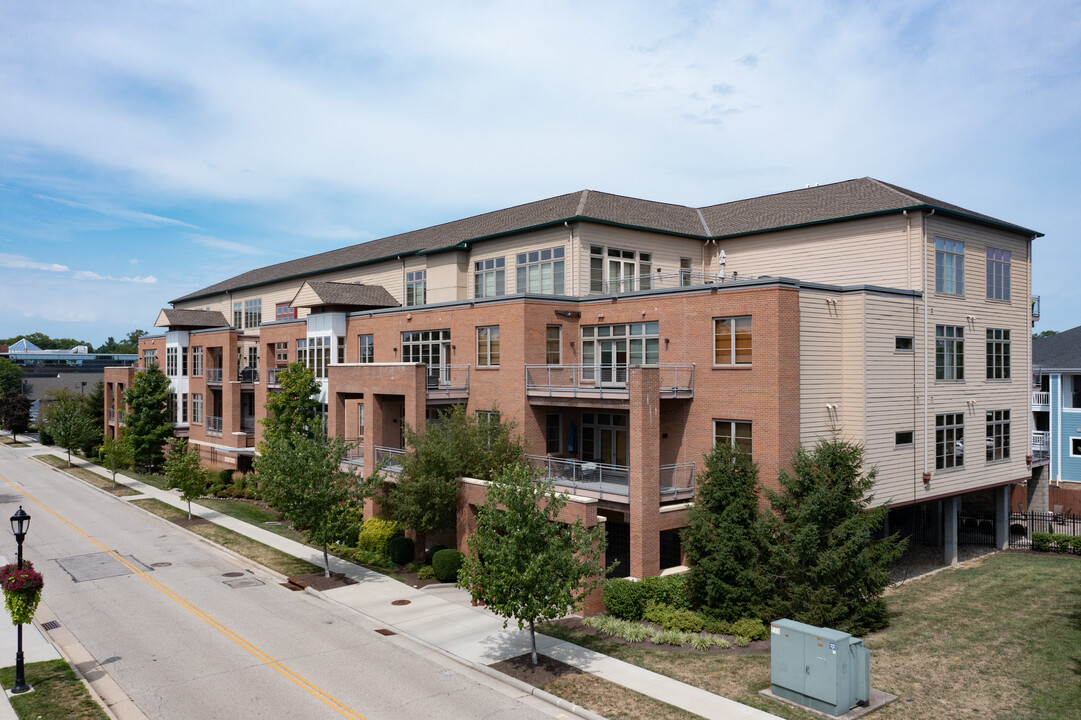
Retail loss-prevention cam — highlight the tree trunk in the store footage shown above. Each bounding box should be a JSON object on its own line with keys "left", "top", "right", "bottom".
{"left": 530, "top": 619, "right": 538, "bottom": 665}
{"left": 187, "top": 500, "right": 192, "bottom": 520}
{"left": 66, "top": 448, "right": 72, "bottom": 467}
{"left": 323, "top": 543, "right": 331, "bottom": 578}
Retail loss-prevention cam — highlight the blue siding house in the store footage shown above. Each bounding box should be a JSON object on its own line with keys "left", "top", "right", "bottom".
{"left": 1033, "top": 326, "right": 1081, "bottom": 484}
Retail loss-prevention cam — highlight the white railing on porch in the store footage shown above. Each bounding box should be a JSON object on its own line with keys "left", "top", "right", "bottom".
{"left": 1032, "top": 391, "right": 1050, "bottom": 408}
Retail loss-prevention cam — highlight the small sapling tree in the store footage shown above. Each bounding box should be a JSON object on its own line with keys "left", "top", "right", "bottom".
{"left": 165, "top": 438, "right": 207, "bottom": 519}
{"left": 99, "top": 435, "right": 135, "bottom": 488}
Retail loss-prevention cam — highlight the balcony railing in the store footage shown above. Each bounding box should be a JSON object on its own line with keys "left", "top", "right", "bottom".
{"left": 1032, "top": 295, "right": 1041, "bottom": 321}
{"left": 1033, "top": 391, "right": 1050, "bottom": 409}
{"left": 525, "top": 364, "right": 694, "bottom": 398}
{"left": 267, "top": 367, "right": 285, "bottom": 387}
{"left": 1032, "top": 431, "right": 1050, "bottom": 463}
{"left": 239, "top": 367, "right": 259, "bottom": 384}
{"left": 206, "top": 367, "right": 223, "bottom": 384}
{"left": 343, "top": 442, "right": 364, "bottom": 467}
{"left": 660, "top": 462, "right": 696, "bottom": 500}
{"left": 526, "top": 455, "right": 629, "bottom": 500}
{"left": 601, "top": 270, "right": 752, "bottom": 295}
{"left": 207, "top": 415, "right": 223, "bottom": 437}
{"left": 241, "top": 417, "right": 255, "bottom": 433}
{"left": 374, "top": 446, "right": 406, "bottom": 473}
{"left": 107, "top": 408, "right": 115, "bottom": 425}
{"left": 426, "top": 365, "right": 470, "bottom": 398}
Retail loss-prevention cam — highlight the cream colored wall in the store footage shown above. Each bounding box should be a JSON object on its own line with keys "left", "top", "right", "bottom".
{"left": 467, "top": 226, "right": 571, "bottom": 295}
{"left": 798, "top": 289, "right": 845, "bottom": 443}
{"left": 576, "top": 224, "right": 708, "bottom": 294}
{"left": 426, "top": 251, "right": 468, "bottom": 303}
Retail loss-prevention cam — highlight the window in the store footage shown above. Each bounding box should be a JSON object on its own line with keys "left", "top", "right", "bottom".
{"left": 986, "top": 328, "right": 1010, "bottom": 380}
{"left": 680, "top": 257, "right": 693, "bottom": 286}
{"left": 142, "top": 349, "right": 157, "bottom": 368}
{"left": 986, "top": 410, "right": 1010, "bottom": 462}
{"left": 714, "top": 316, "right": 752, "bottom": 365}
{"left": 181, "top": 347, "right": 188, "bottom": 376}
{"left": 191, "top": 393, "right": 203, "bottom": 424}
{"left": 191, "top": 346, "right": 203, "bottom": 376}
{"left": 167, "top": 393, "right": 177, "bottom": 422}
{"left": 516, "top": 247, "right": 565, "bottom": 295}
{"left": 296, "top": 338, "right": 307, "bottom": 372}
{"left": 895, "top": 430, "right": 914, "bottom": 446}
{"left": 581, "top": 413, "right": 628, "bottom": 465}
{"left": 986, "top": 248, "right": 1011, "bottom": 301}
{"left": 590, "top": 246, "right": 604, "bottom": 293}
{"left": 477, "top": 326, "right": 500, "bottom": 367}
{"left": 1072, "top": 438, "right": 1081, "bottom": 457}
{"left": 180, "top": 393, "right": 187, "bottom": 423}
{"left": 935, "top": 237, "right": 965, "bottom": 295}
{"left": 935, "top": 325, "right": 964, "bottom": 380}
{"left": 247, "top": 346, "right": 259, "bottom": 369}
{"left": 406, "top": 270, "right": 426, "bottom": 306}
{"left": 895, "top": 336, "right": 913, "bottom": 352}
{"left": 358, "top": 404, "right": 365, "bottom": 438}
{"left": 935, "top": 412, "right": 965, "bottom": 470}
{"left": 580, "top": 322, "right": 659, "bottom": 382}
{"left": 546, "top": 413, "right": 561, "bottom": 454}
{"left": 474, "top": 257, "right": 506, "bottom": 298}
{"left": 244, "top": 299, "right": 262, "bottom": 329}
{"left": 274, "top": 342, "right": 288, "bottom": 364}
{"left": 303, "top": 336, "right": 330, "bottom": 378}
{"left": 605, "top": 248, "right": 651, "bottom": 292}
{"left": 275, "top": 302, "right": 296, "bottom": 322}
{"left": 546, "top": 326, "right": 561, "bottom": 365}
{"left": 233, "top": 302, "right": 243, "bottom": 328}
{"left": 359, "top": 335, "right": 374, "bottom": 363}
{"left": 166, "top": 347, "right": 178, "bottom": 376}
{"left": 337, "top": 337, "right": 345, "bottom": 365}
{"left": 477, "top": 410, "right": 501, "bottom": 446}
{"left": 715, "top": 420, "right": 752, "bottom": 455}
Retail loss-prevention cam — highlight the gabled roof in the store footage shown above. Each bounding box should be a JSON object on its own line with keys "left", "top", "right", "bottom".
{"left": 1034, "top": 325, "right": 1081, "bottom": 370}
{"left": 290, "top": 281, "right": 400, "bottom": 310}
{"left": 155, "top": 308, "right": 230, "bottom": 329}
{"left": 171, "top": 179, "right": 1041, "bottom": 304}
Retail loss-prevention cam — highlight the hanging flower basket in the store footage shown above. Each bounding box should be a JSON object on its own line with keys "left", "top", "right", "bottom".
{"left": 0, "top": 562, "right": 44, "bottom": 625}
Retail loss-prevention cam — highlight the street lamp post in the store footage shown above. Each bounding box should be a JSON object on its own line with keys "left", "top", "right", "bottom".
{"left": 10, "top": 506, "right": 30, "bottom": 694}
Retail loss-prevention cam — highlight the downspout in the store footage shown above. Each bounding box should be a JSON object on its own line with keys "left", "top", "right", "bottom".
{"left": 922, "top": 209, "right": 935, "bottom": 481}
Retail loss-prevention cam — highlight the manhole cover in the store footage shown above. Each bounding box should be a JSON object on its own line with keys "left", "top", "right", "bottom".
{"left": 391, "top": 599, "right": 411, "bottom": 606}
{"left": 222, "top": 572, "right": 245, "bottom": 578}
{"left": 151, "top": 562, "right": 171, "bottom": 568}
{"left": 41, "top": 621, "right": 60, "bottom": 631}
{"left": 224, "top": 578, "right": 264, "bottom": 589}
{"left": 375, "top": 628, "right": 396, "bottom": 636}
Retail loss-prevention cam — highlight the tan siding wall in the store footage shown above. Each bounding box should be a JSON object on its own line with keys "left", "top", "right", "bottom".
{"left": 798, "top": 289, "right": 845, "bottom": 444}
{"left": 577, "top": 224, "right": 708, "bottom": 294}
{"left": 468, "top": 226, "right": 571, "bottom": 295}
{"left": 427, "top": 250, "right": 468, "bottom": 304}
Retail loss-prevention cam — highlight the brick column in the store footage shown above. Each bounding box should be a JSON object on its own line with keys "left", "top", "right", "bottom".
{"left": 628, "top": 366, "right": 661, "bottom": 579}
{"left": 328, "top": 389, "right": 345, "bottom": 439}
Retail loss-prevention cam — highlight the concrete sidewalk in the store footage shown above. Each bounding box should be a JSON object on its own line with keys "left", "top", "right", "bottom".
{"left": 27, "top": 446, "right": 782, "bottom": 720}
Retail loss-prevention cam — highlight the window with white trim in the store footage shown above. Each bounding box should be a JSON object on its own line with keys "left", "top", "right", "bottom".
{"left": 935, "top": 237, "right": 965, "bottom": 296}
{"left": 191, "top": 393, "right": 203, "bottom": 424}
{"left": 244, "top": 299, "right": 262, "bottom": 328}
{"left": 714, "top": 316, "right": 752, "bottom": 365}
{"left": 275, "top": 302, "right": 296, "bottom": 321}
{"left": 142, "top": 349, "right": 157, "bottom": 368}
{"left": 516, "top": 247, "right": 564, "bottom": 295}
{"left": 546, "top": 326, "right": 561, "bottom": 365}
{"left": 935, "top": 325, "right": 964, "bottom": 380}
{"left": 985, "top": 328, "right": 1010, "bottom": 380}
{"left": 477, "top": 326, "right": 500, "bottom": 367}
{"left": 474, "top": 258, "right": 506, "bottom": 297}
{"left": 233, "top": 302, "right": 243, "bottom": 328}
{"left": 406, "top": 271, "right": 426, "bottom": 306}
{"left": 986, "top": 248, "right": 1011, "bottom": 301}
{"left": 166, "top": 347, "right": 178, "bottom": 376}
{"left": 359, "top": 335, "right": 374, "bottom": 363}
{"left": 935, "top": 412, "right": 964, "bottom": 470}
{"left": 985, "top": 409, "right": 1010, "bottom": 462}
{"left": 1072, "top": 438, "right": 1081, "bottom": 457}
{"left": 714, "top": 420, "right": 752, "bottom": 455}
{"left": 191, "top": 346, "right": 203, "bottom": 376}
{"left": 274, "top": 342, "right": 288, "bottom": 364}
{"left": 895, "top": 430, "right": 914, "bottom": 446}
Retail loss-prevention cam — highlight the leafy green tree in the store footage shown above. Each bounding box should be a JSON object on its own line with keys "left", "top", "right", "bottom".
{"left": 123, "top": 364, "right": 173, "bottom": 473}
{"left": 255, "top": 422, "right": 366, "bottom": 577}
{"left": 78, "top": 381, "right": 105, "bottom": 456}
{"left": 0, "top": 359, "right": 23, "bottom": 395}
{"left": 384, "top": 405, "right": 523, "bottom": 547}
{"left": 461, "top": 463, "right": 607, "bottom": 665}
{"left": 165, "top": 439, "right": 207, "bottom": 519}
{"left": 1033, "top": 329, "right": 1058, "bottom": 340}
{"left": 763, "top": 438, "right": 907, "bottom": 635}
{"left": 42, "top": 389, "right": 100, "bottom": 466}
{"left": 99, "top": 435, "right": 134, "bottom": 488}
{"left": 97, "top": 330, "right": 147, "bottom": 354}
{"left": 0, "top": 333, "right": 95, "bottom": 351}
{"left": 0, "top": 391, "right": 31, "bottom": 443}
{"left": 682, "top": 441, "right": 773, "bottom": 621}
{"left": 260, "top": 362, "right": 320, "bottom": 444}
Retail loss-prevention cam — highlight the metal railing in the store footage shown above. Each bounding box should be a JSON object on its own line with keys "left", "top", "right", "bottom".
{"left": 267, "top": 367, "right": 285, "bottom": 387}
{"left": 426, "top": 364, "right": 470, "bottom": 397}
{"left": 659, "top": 462, "right": 696, "bottom": 500}
{"left": 1032, "top": 431, "right": 1050, "bottom": 462}
{"left": 600, "top": 270, "right": 751, "bottom": 295}
{"left": 343, "top": 442, "right": 364, "bottom": 466}
{"left": 207, "top": 416, "right": 223, "bottom": 436}
{"left": 1007, "top": 511, "right": 1081, "bottom": 550}
{"left": 526, "top": 455, "right": 629, "bottom": 499}
{"left": 241, "top": 417, "right": 255, "bottom": 433}
{"left": 375, "top": 446, "right": 406, "bottom": 472}
{"left": 1032, "top": 391, "right": 1050, "bottom": 407}
{"left": 525, "top": 364, "right": 694, "bottom": 397}
{"left": 206, "top": 367, "right": 223, "bottom": 383}
{"left": 107, "top": 408, "right": 115, "bottom": 424}
{"left": 1032, "top": 295, "right": 1041, "bottom": 320}
{"left": 239, "top": 367, "right": 259, "bottom": 384}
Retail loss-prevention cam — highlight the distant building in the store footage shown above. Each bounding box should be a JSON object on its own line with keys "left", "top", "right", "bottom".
{"left": 1032, "top": 326, "right": 1081, "bottom": 486}
{"left": 2, "top": 338, "right": 137, "bottom": 415}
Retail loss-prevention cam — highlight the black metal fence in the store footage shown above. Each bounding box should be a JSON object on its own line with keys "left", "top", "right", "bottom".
{"left": 1005, "top": 511, "right": 1081, "bottom": 550}
{"left": 957, "top": 514, "right": 997, "bottom": 547}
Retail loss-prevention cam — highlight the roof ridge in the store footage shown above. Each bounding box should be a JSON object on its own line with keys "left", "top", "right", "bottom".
{"left": 695, "top": 208, "right": 712, "bottom": 236}
{"left": 575, "top": 190, "right": 590, "bottom": 216}
{"left": 865, "top": 177, "right": 925, "bottom": 205}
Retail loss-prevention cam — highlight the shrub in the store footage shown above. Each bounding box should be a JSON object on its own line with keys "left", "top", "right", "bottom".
{"left": 357, "top": 518, "right": 400, "bottom": 556}
{"left": 650, "top": 629, "right": 693, "bottom": 647}
{"left": 643, "top": 601, "right": 703, "bottom": 632}
{"left": 728, "top": 617, "right": 767, "bottom": 641}
{"left": 604, "top": 578, "right": 647, "bottom": 621}
{"left": 641, "top": 574, "right": 691, "bottom": 610}
{"left": 332, "top": 544, "right": 393, "bottom": 568}
{"left": 425, "top": 543, "right": 448, "bottom": 565}
{"left": 1069, "top": 536, "right": 1081, "bottom": 555}
{"left": 700, "top": 615, "right": 730, "bottom": 635}
{"left": 417, "top": 565, "right": 436, "bottom": 580}
{"left": 432, "top": 549, "right": 464, "bottom": 583}
{"left": 1032, "top": 532, "right": 1053, "bottom": 552}
{"left": 733, "top": 635, "right": 751, "bottom": 648}
{"left": 219, "top": 468, "right": 235, "bottom": 484}
{"left": 388, "top": 536, "right": 415, "bottom": 566}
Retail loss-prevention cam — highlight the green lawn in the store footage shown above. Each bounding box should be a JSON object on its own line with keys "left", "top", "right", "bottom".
{"left": 542, "top": 552, "right": 1081, "bottom": 720}
{"left": 196, "top": 498, "right": 307, "bottom": 543}
{"left": 0, "top": 660, "right": 108, "bottom": 720}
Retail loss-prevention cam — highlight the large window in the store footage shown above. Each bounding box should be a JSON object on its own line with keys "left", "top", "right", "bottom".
{"left": 546, "top": 413, "right": 561, "bottom": 454}
{"left": 581, "top": 322, "right": 659, "bottom": 383}
{"left": 275, "top": 302, "right": 296, "bottom": 321}
{"left": 244, "top": 299, "right": 262, "bottom": 328}
{"left": 986, "top": 248, "right": 1011, "bottom": 301}
{"left": 581, "top": 412, "right": 628, "bottom": 466}
{"left": 406, "top": 271, "right": 426, "bottom": 306}
{"left": 274, "top": 342, "right": 288, "bottom": 364}
{"left": 142, "top": 348, "right": 157, "bottom": 368}
{"left": 191, "top": 346, "right": 203, "bottom": 376}
{"left": 590, "top": 245, "right": 650, "bottom": 293}
{"left": 191, "top": 393, "right": 203, "bottom": 424}
{"left": 546, "top": 326, "right": 561, "bottom": 365}
{"left": 714, "top": 316, "right": 752, "bottom": 365}
{"left": 402, "top": 330, "right": 451, "bottom": 389}
{"left": 298, "top": 337, "right": 331, "bottom": 378}
{"left": 986, "top": 328, "right": 1010, "bottom": 380}
{"left": 247, "top": 346, "right": 259, "bottom": 369}
{"left": 935, "top": 325, "right": 964, "bottom": 380}
{"left": 359, "top": 334, "right": 374, "bottom": 363}
{"left": 477, "top": 326, "right": 500, "bottom": 367}
{"left": 935, "top": 412, "right": 965, "bottom": 470}
{"left": 474, "top": 258, "right": 506, "bottom": 298}
{"left": 516, "top": 247, "right": 564, "bottom": 295}
{"left": 166, "top": 347, "right": 178, "bottom": 376}
{"left": 986, "top": 410, "right": 1010, "bottom": 462}
{"left": 233, "top": 302, "right": 243, "bottom": 328}
{"left": 935, "top": 237, "right": 965, "bottom": 296}
{"left": 714, "top": 420, "right": 752, "bottom": 455}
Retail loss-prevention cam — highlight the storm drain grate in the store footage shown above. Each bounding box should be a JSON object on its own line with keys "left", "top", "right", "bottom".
{"left": 222, "top": 572, "right": 245, "bottom": 578}
{"left": 281, "top": 582, "right": 303, "bottom": 591}
{"left": 41, "top": 621, "right": 60, "bottom": 631}
{"left": 375, "top": 629, "right": 396, "bottom": 636}
{"left": 391, "top": 599, "right": 411, "bottom": 606}
{"left": 151, "top": 562, "right": 171, "bottom": 568}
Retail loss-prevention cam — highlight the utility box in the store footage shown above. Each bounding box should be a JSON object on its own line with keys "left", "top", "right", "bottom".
{"left": 770, "top": 619, "right": 870, "bottom": 716}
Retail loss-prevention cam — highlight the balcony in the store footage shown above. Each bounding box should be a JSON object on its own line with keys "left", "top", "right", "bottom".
{"left": 343, "top": 441, "right": 364, "bottom": 467}
{"left": 526, "top": 455, "right": 629, "bottom": 501}
{"left": 1032, "top": 431, "right": 1050, "bottom": 463}
{"left": 601, "top": 271, "right": 752, "bottom": 295}
{"left": 1032, "top": 295, "right": 1041, "bottom": 321}
{"left": 207, "top": 415, "right": 223, "bottom": 437}
{"left": 660, "top": 462, "right": 696, "bottom": 501}
{"left": 206, "top": 367, "right": 223, "bottom": 384}
{"left": 107, "top": 408, "right": 115, "bottom": 425}
{"left": 239, "top": 367, "right": 259, "bottom": 384}
{"left": 374, "top": 446, "right": 406, "bottom": 473}
{"left": 267, "top": 367, "right": 285, "bottom": 388}
{"left": 426, "top": 365, "right": 470, "bottom": 400}
{"left": 525, "top": 364, "right": 694, "bottom": 400}
{"left": 1033, "top": 391, "right": 1050, "bottom": 411}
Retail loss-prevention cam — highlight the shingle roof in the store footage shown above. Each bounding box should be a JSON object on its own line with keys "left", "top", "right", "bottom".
{"left": 293, "top": 281, "right": 400, "bottom": 309}
{"left": 1034, "top": 325, "right": 1081, "bottom": 369}
{"left": 155, "top": 309, "right": 230, "bottom": 328}
{"left": 172, "top": 178, "right": 1040, "bottom": 304}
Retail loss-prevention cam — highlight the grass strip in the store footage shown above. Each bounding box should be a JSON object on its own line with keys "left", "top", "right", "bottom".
{"left": 0, "top": 437, "right": 28, "bottom": 447}
{"left": 195, "top": 498, "right": 306, "bottom": 543}
{"left": 65, "top": 467, "right": 140, "bottom": 496}
{"left": 33, "top": 454, "right": 71, "bottom": 468}
{"left": 131, "top": 498, "right": 320, "bottom": 577}
{"left": 117, "top": 468, "right": 172, "bottom": 490}
{"left": 0, "top": 659, "right": 108, "bottom": 720}
{"left": 546, "top": 673, "right": 703, "bottom": 720}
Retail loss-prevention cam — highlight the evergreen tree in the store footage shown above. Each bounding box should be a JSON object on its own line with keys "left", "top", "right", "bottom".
{"left": 165, "top": 438, "right": 208, "bottom": 519}
{"left": 42, "top": 389, "right": 99, "bottom": 466}
{"left": 260, "top": 362, "right": 320, "bottom": 444}
{"left": 123, "top": 364, "right": 173, "bottom": 473}
{"left": 764, "top": 438, "right": 907, "bottom": 635}
{"left": 461, "top": 463, "right": 607, "bottom": 665}
{"left": 0, "top": 391, "right": 31, "bottom": 443}
{"left": 79, "top": 381, "right": 105, "bottom": 456}
{"left": 682, "top": 441, "right": 772, "bottom": 620}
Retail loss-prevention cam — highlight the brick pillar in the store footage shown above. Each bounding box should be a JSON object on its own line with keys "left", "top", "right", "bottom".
{"left": 403, "top": 369, "right": 427, "bottom": 445}
{"left": 328, "top": 390, "right": 345, "bottom": 439}
{"left": 943, "top": 496, "right": 959, "bottom": 566}
{"left": 364, "top": 395, "right": 385, "bottom": 475}
{"left": 628, "top": 366, "right": 661, "bottom": 579}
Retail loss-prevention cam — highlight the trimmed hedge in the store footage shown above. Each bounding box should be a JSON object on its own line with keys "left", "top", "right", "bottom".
{"left": 604, "top": 579, "right": 647, "bottom": 621}
{"left": 432, "top": 549, "right": 464, "bottom": 583}
{"left": 1032, "top": 532, "right": 1081, "bottom": 554}
{"left": 425, "top": 543, "right": 448, "bottom": 565}
{"left": 388, "top": 536, "right": 415, "bottom": 565}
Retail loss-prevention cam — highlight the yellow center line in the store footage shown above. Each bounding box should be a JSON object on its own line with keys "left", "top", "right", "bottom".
{"left": 1, "top": 473, "right": 367, "bottom": 720}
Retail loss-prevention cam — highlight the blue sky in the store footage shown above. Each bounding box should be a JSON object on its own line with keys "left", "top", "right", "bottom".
{"left": 1, "top": 1, "right": 1079, "bottom": 346}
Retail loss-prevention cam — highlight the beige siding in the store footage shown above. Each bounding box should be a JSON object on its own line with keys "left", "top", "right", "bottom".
{"left": 427, "top": 250, "right": 468, "bottom": 304}
{"left": 798, "top": 288, "right": 845, "bottom": 443}
{"left": 467, "top": 226, "right": 571, "bottom": 295}
{"left": 576, "top": 224, "right": 707, "bottom": 294}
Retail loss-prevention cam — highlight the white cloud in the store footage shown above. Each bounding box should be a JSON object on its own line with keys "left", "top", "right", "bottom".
{"left": 0, "top": 253, "right": 69, "bottom": 272}
{"left": 187, "top": 234, "right": 263, "bottom": 255}
{"left": 32, "top": 194, "right": 199, "bottom": 229}
{"left": 72, "top": 270, "right": 157, "bottom": 283}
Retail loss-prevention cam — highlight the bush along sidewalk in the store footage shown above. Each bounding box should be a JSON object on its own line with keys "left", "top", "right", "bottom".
{"left": 1, "top": 561, "right": 44, "bottom": 624}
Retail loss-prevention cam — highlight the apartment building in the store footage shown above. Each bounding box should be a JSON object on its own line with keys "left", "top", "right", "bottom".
{"left": 105, "top": 178, "right": 1041, "bottom": 576}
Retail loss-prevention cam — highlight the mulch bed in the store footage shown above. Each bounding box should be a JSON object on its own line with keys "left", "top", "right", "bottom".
{"left": 548, "top": 616, "right": 771, "bottom": 656}
{"left": 490, "top": 653, "right": 584, "bottom": 687}
{"left": 289, "top": 571, "right": 357, "bottom": 591}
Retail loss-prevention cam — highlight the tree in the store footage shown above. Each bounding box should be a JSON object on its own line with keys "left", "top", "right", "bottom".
{"left": 97, "top": 330, "right": 147, "bottom": 354}
{"left": 165, "top": 439, "right": 207, "bottom": 519}
{"left": 79, "top": 381, "right": 105, "bottom": 456}
{"left": 461, "top": 463, "right": 607, "bottom": 665}
{"left": 255, "top": 422, "right": 366, "bottom": 577}
{"left": 763, "top": 438, "right": 907, "bottom": 635}
{"left": 42, "top": 389, "right": 100, "bottom": 466}
{"left": 260, "top": 362, "right": 320, "bottom": 444}
{"left": 682, "top": 441, "right": 773, "bottom": 621}
{"left": 0, "top": 392, "right": 31, "bottom": 443}
{"left": 0, "top": 359, "right": 23, "bottom": 395}
{"left": 384, "top": 405, "right": 523, "bottom": 545}
{"left": 123, "top": 364, "right": 173, "bottom": 473}
{"left": 1033, "top": 329, "right": 1058, "bottom": 340}
{"left": 0, "top": 333, "right": 95, "bottom": 351}
{"left": 99, "top": 435, "right": 134, "bottom": 489}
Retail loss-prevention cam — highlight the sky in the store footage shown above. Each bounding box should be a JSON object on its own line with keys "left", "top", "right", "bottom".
{"left": 1, "top": 1, "right": 1079, "bottom": 347}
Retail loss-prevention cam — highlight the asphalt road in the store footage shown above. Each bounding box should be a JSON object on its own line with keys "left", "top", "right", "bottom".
{"left": 0, "top": 447, "right": 560, "bottom": 720}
